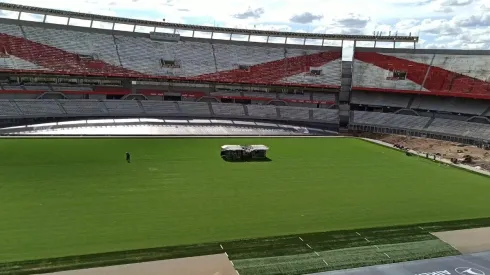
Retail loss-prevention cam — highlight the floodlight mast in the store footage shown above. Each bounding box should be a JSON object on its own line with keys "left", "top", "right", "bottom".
{"left": 0, "top": 2, "right": 419, "bottom": 49}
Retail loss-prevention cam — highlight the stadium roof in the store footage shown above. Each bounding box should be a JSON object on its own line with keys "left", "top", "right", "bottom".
{"left": 0, "top": 2, "right": 419, "bottom": 43}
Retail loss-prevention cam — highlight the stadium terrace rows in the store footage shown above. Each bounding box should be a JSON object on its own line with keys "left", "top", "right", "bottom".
{"left": 0, "top": 18, "right": 488, "bottom": 145}
{"left": 0, "top": 21, "right": 489, "bottom": 97}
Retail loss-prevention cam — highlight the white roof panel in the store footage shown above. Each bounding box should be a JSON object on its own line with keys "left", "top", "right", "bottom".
{"left": 221, "top": 145, "right": 243, "bottom": 151}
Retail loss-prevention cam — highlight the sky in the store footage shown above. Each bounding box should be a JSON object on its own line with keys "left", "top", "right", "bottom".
{"left": 1, "top": 0, "right": 490, "bottom": 59}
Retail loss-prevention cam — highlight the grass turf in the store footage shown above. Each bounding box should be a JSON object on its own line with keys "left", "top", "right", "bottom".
{"left": 0, "top": 137, "right": 489, "bottom": 265}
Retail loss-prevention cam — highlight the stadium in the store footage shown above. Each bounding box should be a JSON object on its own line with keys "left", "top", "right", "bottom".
{"left": 0, "top": 2, "right": 489, "bottom": 275}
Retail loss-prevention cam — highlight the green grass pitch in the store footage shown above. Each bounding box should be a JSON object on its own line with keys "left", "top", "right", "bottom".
{"left": 0, "top": 137, "right": 489, "bottom": 266}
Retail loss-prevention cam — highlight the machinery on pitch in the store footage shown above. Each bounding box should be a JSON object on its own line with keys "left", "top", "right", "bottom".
{"left": 220, "top": 145, "right": 269, "bottom": 161}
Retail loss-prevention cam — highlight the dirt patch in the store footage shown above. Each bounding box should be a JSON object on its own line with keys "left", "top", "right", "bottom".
{"left": 364, "top": 134, "right": 490, "bottom": 171}
{"left": 433, "top": 227, "right": 490, "bottom": 254}
{"left": 44, "top": 254, "right": 237, "bottom": 275}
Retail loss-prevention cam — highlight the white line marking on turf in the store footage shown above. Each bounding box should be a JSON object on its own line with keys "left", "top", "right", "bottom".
{"left": 323, "top": 259, "right": 329, "bottom": 266}
{"left": 364, "top": 238, "right": 370, "bottom": 242}
{"left": 356, "top": 232, "right": 361, "bottom": 236}
{"left": 220, "top": 244, "right": 224, "bottom": 250}
{"left": 315, "top": 251, "right": 320, "bottom": 256}
{"left": 419, "top": 226, "right": 424, "bottom": 230}
{"left": 299, "top": 237, "right": 303, "bottom": 241}
{"left": 306, "top": 244, "right": 312, "bottom": 249}
{"left": 230, "top": 260, "right": 234, "bottom": 266}
{"left": 236, "top": 271, "right": 240, "bottom": 275}
{"left": 384, "top": 253, "right": 390, "bottom": 259}
{"left": 374, "top": 245, "right": 379, "bottom": 250}
{"left": 225, "top": 252, "right": 228, "bottom": 257}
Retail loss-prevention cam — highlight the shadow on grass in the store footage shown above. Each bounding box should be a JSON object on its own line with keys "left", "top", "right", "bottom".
{"left": 222, "top": 157, "right": 272, "bottom": 163}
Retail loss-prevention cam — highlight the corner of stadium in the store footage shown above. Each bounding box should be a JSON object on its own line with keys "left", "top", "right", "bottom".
{"left": 0, "top": 3, "right": 489, "bottom": 275}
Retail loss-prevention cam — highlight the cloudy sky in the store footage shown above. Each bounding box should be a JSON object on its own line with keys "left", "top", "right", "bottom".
{"left": 1, "top": 0, "right": 490, "bottom": 58}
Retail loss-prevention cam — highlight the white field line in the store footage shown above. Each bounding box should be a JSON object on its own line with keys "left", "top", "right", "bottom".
{"left": 356, "top": 232, "right": 361, "bottom": 236}
{"left": 220, "top": 244, "right": 224, "bottom": 250}
{"left": 364, "top": 238, "right": 370, "bottom": 243}
{"left": 419, "top": 226, "right": 425, "bottom": 230}
{"left": 374, "top": 245, "right": 379, "bottom": 250}
{"left": 236, "top": 271, "right": 240, "bottom": 275}
{"left": 298, "top": 236, "right": 328, "bottom": 265}
{"left": 383, "top": 253, "right": 391, "bottom": 259}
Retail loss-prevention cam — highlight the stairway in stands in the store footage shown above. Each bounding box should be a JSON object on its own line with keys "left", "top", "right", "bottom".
{"left": 339, "top": 61, "right": 353, "bottom": 129}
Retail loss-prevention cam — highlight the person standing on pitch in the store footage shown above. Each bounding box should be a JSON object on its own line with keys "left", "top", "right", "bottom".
{"left": 126, "top": 152, "right": 131, "bottom": 163}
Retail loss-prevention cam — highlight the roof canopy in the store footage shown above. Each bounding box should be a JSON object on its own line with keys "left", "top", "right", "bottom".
{"left": 0, "top": 2, "right": 419, "bottom": 42}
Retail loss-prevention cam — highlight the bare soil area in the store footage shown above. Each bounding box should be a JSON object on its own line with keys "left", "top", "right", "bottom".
{"left": 433, "top": 227, "right": 490, "bottom": 254}
{"left": 361, "top": 134, "right": 490, "bottom": 171}
{"left": 43, "top": 254, "right": 237, "bottom": 275}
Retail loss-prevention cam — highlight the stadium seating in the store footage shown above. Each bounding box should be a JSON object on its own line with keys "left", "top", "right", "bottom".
{"left": 14, "top": 99, "right": 64, "bottom": 115}
{"left": 427, "top": 118, "right": 490, "bottom": 140}
{"left": 312, "top": 109, "right": 340, "bottom": 121}
{"left": 246, "top": 104, "right": 279, "bottom": 119}
{"left": 278, "top": 106, "right": 310, "bottom": 120}
{"left": 351, "top": 111, "right": 430, "bottom": 130}
{"left": 103, "top": 100, "right": 144, "bottom": 115}
{"left": 58, "top": 99, "right": 108, "bottom": 115}
{"left": 140, "top": 101, "right": 180, "bottom": 115}
{"left": 351, "top": 91, "right": 411, "bottom": 108}
{"left": 179, "top": 101, "right": 212, "bottom": 115}
{"left": 0, "top": 100, "right": 21, "bottom": 117}
{"left": 353, "top": 50, "right": 490, "bottom": 96}
{"left": 351, "top": 110, "right": 490, "bottom": 141}
{"left": 211, "top": 103, "right": 246, "bottom": 116}
{"left": 0, "top": 99, "right": 340, "bottom": 125}
{"left": 0, "top": 22, "right": 342, "bottom": 87}
{"left": 410, "top": 96, "right": 489, "bottom": 116}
